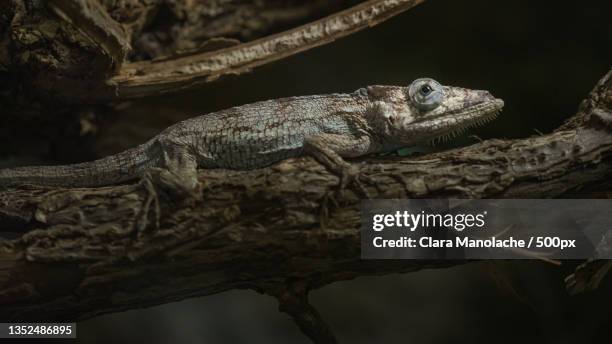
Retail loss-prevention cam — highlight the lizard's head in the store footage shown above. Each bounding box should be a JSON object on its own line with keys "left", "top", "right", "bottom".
{"left": 370, "top": 78, "right": 504, "bottom": 145}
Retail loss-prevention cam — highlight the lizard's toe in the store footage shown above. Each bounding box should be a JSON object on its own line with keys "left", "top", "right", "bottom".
{"left": 134, "top": 173, "right": 162, "bottom": 237}
{"left": 338, "top": 164, "right": 372, "bottom": 199}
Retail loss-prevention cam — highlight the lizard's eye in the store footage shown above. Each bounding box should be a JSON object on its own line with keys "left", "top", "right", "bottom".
{"left": 408, "top": 78, "right": 445, "bottom": 111}
{"left": 420, "top": 84, "right": 433, "bottom": 96}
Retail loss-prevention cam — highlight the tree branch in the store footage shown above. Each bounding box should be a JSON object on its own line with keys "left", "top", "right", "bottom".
{"left": 3, "top": 0, "right": 425, "bottom": 104}
{"left": 92, "top": 0, "right": 427, "bottom": 101}
{"left": 265, "top": 281, "right": 339, "bottom": 344}
{"left": 0, "top": 69, "right": 610, "bottom": 340}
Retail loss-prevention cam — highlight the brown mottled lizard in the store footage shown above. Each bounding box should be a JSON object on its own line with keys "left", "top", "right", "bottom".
{"left": 0, "top": 78, "right": 504, "bottom": 193}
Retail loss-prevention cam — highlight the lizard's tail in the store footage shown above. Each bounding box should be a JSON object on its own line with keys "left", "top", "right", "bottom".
{"left": 0, "top": 140, "right": 160, "bottom": 189}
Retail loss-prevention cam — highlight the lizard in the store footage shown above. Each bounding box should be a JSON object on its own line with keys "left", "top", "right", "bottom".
{"left": 0, "top": 78, "right": 504, "bottom": 194}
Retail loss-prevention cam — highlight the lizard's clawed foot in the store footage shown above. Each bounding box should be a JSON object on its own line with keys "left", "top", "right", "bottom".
{"left": 337, "top": 163, "right": 372, "bottom": 199}
{"left": 134, "top": 168, "right": 200, "bottom": 237}
{"left": 134, "top": 175, "right": 161, "bottom": 237}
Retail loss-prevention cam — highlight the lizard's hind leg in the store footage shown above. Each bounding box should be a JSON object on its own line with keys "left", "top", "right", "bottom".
{"left": 147, "top": 140, "right": 200, "bottom": 196}
{"left": 135, "top": 140, "right": 199, "bottom": 234}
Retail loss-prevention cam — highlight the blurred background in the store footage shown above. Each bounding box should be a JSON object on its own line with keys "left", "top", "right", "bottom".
{"left": 4, "top": 0, "right": 612, "bottom": 343}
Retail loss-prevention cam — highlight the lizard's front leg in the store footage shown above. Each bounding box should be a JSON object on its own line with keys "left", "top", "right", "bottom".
{"left": 303, "top": 133, "right": 373, "bottom": 196}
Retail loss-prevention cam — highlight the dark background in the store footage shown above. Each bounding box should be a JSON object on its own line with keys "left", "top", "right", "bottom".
{"left": 6, "top": 0, "right": 612, "bottom": 343}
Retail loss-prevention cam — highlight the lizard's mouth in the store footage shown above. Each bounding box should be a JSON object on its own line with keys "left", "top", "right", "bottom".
{"left": 424, "top": 98, "right": 504, "bottom": 145}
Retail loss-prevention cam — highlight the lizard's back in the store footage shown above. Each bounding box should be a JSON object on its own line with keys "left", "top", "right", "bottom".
{"left": 0, "top": 90, "right": 369, "bottom": 188}
{"left": 175, "top": 92, "right": 368, "bottom": 169}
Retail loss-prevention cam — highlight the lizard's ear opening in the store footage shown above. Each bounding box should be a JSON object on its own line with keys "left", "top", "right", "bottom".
{"left": 408, "top": 78, "right": 445, "bottom": 111}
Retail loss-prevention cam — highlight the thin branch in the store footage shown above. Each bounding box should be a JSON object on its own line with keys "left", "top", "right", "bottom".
{"left": 566, "top": 261, "right": 612, "bottom": 295}
{"left": 98, "top": 0, "right": 426, "bottom": 101}
{"left": 264, "top": 282, "right": 338, "bottom": 344}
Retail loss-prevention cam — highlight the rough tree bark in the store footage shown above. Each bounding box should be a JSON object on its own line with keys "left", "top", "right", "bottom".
{"left": 0, "top": 69, "right": 610, "bottom": 343}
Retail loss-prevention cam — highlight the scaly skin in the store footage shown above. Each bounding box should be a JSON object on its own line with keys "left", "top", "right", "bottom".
{"left": 0, "top": 78, "right": 504, "bottom": 192}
